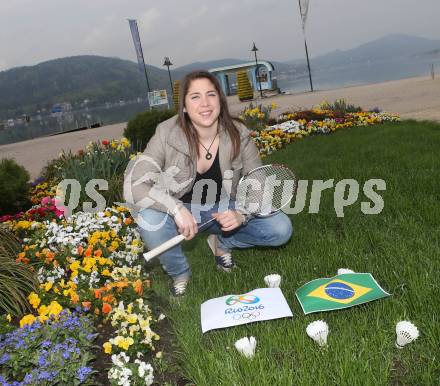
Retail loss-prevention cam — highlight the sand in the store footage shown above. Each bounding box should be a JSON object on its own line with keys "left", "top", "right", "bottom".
{"left": 1, "top": 75, "right": 438, "bottom": 180}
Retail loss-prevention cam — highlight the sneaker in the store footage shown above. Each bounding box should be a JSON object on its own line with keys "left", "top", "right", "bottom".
{"left": 171, "top": 276, "right": 189, "bottom": 297}
{"left": 207, "top": 235, "right": 236, "bottom": 272}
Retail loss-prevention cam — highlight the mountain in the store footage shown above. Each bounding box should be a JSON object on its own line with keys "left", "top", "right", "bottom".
{"left": 174, "top": 58, "right": 248, "bottom": 72}
{"left": 290, "top": 34, "right": 440, "bottom": 69}
{"left": 0, "top": 56, "right": 172, "bottom": 120}
{"left": 1, "top": 34, "right": 439, "bottom": 120}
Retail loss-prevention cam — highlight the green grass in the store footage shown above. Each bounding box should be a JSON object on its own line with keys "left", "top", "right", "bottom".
{"left": 149, "top": 120, "right": 440, "bottom": 386}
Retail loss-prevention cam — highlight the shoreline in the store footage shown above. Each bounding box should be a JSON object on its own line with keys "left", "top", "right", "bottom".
{"left": 1, "top": 74, "right": 439, "bottom": 180}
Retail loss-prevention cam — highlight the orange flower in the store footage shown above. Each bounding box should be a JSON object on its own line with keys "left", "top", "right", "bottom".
{"left": 102, "top": 303, "right": 112, "bottom": 314}
{"left": 45, "top": 251, "right": 55, "bottom": 260}
{"left": 102, "top": 294, "right": 114, "bottom": 303}
{"left": 133, "top": 279, "right": 143, "bottom": 295}
{"left": 77, "top": 246, "right": 84, "bottom": 255}
{"left": 16, "top": 253, "right": 30, "bottom": 264}
{"left": 115, "top": 280, "right": 129, "bottom": 289}
{"left": 94, "top": 249, "right": 102, "bottom": 257}
{"left": 70, "top": 292, "right": 79, "bottom": 304}
{"left": 82, "top": 301, "right": 92, "bottom": 310}
{"left": 94, "top": 289, "right": 102, "bottom": 299}
{"left": 84, "top": 247, "right": 92, "bottom": 257}
{"left": 124, "top": 218, "right": 132, "bottom": 225}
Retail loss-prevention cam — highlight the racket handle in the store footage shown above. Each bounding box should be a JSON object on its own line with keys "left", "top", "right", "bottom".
{"left": 143, "top": 234, "right": 186, "bottom": 262}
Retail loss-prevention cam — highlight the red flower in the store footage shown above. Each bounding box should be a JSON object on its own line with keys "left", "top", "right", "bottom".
{"left": 102, "top": 139, "right": 110, "bottom": 146}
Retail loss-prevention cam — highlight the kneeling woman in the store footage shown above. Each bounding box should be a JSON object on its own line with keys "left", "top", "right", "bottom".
{"left": 124, "top": 70, "right": 293, "bottom": 296}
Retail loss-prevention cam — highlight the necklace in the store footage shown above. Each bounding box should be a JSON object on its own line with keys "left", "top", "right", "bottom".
{"left": 199, "top": 132, "right": 218, "bottom": 160}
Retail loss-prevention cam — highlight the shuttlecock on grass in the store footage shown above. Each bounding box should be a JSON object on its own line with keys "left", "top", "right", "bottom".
{"left": 395, "top": 321, "right": 419, "bottom": 349}
{"left": 306, "top": 320, "right": 329, "bottom": 347}
{"left": 264, "top": 274, "right": 281, "bottom": 288}
{"left": 337, "top": 268, "right": 355, "bottom": 275}
{"left": 234, "top": 336, "right": 257, "bottom": 358}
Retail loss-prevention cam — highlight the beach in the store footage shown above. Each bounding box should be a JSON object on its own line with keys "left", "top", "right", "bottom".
{"left": 1, "top": 75, "right": 438, "bottom": 180}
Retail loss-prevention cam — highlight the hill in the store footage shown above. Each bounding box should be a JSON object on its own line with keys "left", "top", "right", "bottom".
{"left": 0, "top": 56, "right": 171, "bottom": 120}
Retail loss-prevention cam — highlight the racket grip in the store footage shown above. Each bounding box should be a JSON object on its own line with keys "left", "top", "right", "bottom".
{"left": 143, "top": 234, "right": 186, "bottom": 262}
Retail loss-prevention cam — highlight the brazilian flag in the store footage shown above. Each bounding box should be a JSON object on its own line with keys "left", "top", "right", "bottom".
{"left": 296, "top": 273, "right": 390, "bottom": 314}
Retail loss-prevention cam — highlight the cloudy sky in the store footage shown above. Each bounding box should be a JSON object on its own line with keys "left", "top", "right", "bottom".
{"left": 0, "top": 0, "right": 439, "bottom": 72}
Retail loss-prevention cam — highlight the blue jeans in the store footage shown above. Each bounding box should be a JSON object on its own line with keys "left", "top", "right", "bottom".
{"left": 137, "top": 200, "right": 293, "bottom": 279}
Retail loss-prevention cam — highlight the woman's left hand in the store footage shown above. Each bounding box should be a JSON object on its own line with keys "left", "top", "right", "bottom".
{"left": 212, "top": 210, "right": 245, "bottom": 232}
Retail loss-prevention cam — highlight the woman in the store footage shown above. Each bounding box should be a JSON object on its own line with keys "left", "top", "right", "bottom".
{"left": 124, "top": 70, "right": 293, "bottom": 296}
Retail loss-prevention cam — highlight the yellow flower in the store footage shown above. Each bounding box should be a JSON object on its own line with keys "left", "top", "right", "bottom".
{"left": 28, "top": 292, "right": 41, "bottom": 309}
{"left": 103, "top": 342, "right": 112, "bottom": 354}
{"left": 6, "top": 314, "right": 12, "bottom": 322}
{"left": 102, "top": 269, "right": 111, "bottom": 276}
{"left": 118, "top": 337, "right": 134, "bottom": 350}
{"left": 20, "top": 314, "right": 36, "bottom": 328}
{"left": 43, "top": 282, "right": 53, "bottom": 292}
{"left": 70, "top": 261, "right": 80, "bottom": 272}
{"left": 126, "top": 314, "right": 138, "bottom": 324}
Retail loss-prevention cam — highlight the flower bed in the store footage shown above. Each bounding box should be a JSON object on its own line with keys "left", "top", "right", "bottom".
{"left": 1, "top": 204, "right": 162, "bottom": 385}
{"left": 250, "top": 108, "right": 400, "bottom": 157}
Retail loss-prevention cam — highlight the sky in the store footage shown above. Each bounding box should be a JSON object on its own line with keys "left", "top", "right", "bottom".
{"left": 0, "top": 0, "right": 439, "bottom": 72}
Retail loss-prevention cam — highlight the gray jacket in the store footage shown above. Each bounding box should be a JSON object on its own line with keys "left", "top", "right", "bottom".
{"left": 123, "top": 115, "right": 262, "bottom": 214}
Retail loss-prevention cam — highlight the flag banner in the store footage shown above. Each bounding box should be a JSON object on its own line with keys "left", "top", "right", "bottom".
{"left": 298, "top": 0, "right": 310, "bottom": 31}
{"left": 128, "top": 19, "right": 146, "bottom": 73}
{"left": 201, "top": 288, "right": 293, "bottom": 333}
{"left": 296, "top": 273, "right": 390, "bottom": 314}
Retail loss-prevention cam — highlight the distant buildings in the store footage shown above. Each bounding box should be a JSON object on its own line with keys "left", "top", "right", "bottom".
{"left": 51, "top": 102, "right": 72, "bottom": 117}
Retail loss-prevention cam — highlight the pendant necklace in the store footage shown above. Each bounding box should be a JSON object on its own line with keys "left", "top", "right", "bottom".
{"left": 199, "top": 132, "right": 218, "bottom": 160}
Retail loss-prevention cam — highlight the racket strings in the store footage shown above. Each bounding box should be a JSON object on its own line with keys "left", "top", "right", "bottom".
{"left": 236, "top": 165, "right": 296, "bottom": 216}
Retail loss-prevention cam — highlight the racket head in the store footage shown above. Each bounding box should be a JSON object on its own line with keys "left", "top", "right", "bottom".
{"left": 235, "top": 164, "right": 297, "bottom": 217}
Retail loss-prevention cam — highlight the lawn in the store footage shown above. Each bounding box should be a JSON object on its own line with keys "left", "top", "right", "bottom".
{"left": 150, "top": 120, "right": 440, "bottom": 386}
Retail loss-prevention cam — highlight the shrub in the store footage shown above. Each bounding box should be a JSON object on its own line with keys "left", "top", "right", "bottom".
{"left": 173, "top": 80, "right": 180, "bottom": 110}
{"left": 0, "top": 158, "right": 31, "bottom": 216}
{"left": 237, "top": 70, "right": 254, "bottom": 101}
{"left": 0, "top": 227, "right": 39, "bottom": 316}
{"left": 124, "top": 109, "right": 175, "bottom": 152}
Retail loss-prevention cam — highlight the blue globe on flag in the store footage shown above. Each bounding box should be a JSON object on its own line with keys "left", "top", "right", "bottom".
{"left": 324, "top": 282, "right": 355, "bottom": 299}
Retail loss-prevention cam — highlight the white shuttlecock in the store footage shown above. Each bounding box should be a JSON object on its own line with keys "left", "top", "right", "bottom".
{"left": 337, "top": 268, "right": 355, "bottom": 275}
{"left": 395, "top": 321, "right": 419, "bottom": 349}
{"left": 306, "top": 320, "right": 329, "bottom": 347}
{"left": 264, "top": 274, "right": 282, "bottom": 288}
{"left": 234, "top": 336, "right": 257, "bottom": 358}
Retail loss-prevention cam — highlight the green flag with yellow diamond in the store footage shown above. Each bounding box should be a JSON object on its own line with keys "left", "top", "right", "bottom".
{"left": 296, "top": 273, "right": 390, "bottom": 314}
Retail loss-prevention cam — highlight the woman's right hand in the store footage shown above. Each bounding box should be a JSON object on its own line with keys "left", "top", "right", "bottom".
{"left": 174, "top": 206, "right": 198, "bottom": 240}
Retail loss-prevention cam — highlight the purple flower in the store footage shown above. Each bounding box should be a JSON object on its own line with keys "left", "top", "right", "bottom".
{"left": 0, "top": 353, "right": 10, "bottom": 365}
{"left": 77, "top": 366, "right": 93, "bottom": 382}
{"left": 23, "top": 373, "right": 34, "bottom": 384}
{"left": 37, "top": 370, "right": 53, "bottom": 381}
{"left": 38, "top": 355, "right": 47, "bottom": 366}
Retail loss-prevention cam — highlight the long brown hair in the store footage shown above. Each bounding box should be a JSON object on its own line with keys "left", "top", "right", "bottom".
{"left": 177, "top": 70, "right": 241, "bottom": 161}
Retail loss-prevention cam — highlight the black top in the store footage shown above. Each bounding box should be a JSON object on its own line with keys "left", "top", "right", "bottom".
{"left": 181, "top": 150, "right": 223, "bottom": 205}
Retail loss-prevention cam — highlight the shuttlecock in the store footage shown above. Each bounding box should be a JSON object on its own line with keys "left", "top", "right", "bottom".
{"left": 395, "top": 321, "right": 419, "bottom": 349}
{"left": 306, "top": 320, "right": 329, "bottom": 347}
{"left": 264, "top": 274, "right": 281, "bottom": 288}
{"left": 337, "top": 268, "right": 355, "bottom": 275}
{"left": 234, "top": 336, "right": 257, "bottom": 358}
